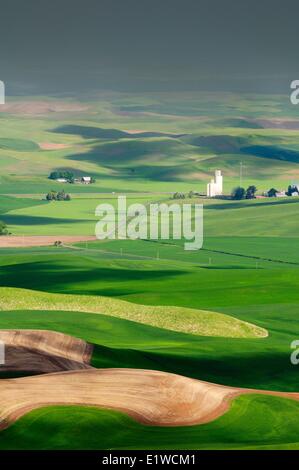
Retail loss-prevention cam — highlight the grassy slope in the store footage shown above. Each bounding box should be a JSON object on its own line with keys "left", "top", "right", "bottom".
{"left": 0, "top": 227, "right": 298, "bottom": 392}
{"left": 1, "top": 194, "right": 170, "bottom": 235}
{"left": 0, "top": 287, "right": 265, "bottom": 338}
{"left": 0, "top": 302, "right": 296, "bottom": 392}
{"left": 203, "top": 197, "right": 299, "bottom": 237}
{"left": 0, "top": 195, "right": 46, "bottom": 215}
{"left": 2, "top": 191, "right": 299, "bottom": 237}
{"left": 1, "top": 395, "right": 299, "bottom": 450}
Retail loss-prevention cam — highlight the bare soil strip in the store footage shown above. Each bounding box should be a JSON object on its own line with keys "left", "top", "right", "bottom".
{"left": 0, "top": 236, "right": 96, "bottom": 248}
{"left": 0, "top": 330, "right": 93, "bottom": 373}
{"left": 38, "top": 143, "right": 71, "bottom": 150}
{"left": 0, "top": 368, "right": 240, "bottom": 429}
{"left": 0, "top": 101, "right": 89, "bottom": 115}
{"left": 0, "top": 366, "right": 298, "bottom": 430}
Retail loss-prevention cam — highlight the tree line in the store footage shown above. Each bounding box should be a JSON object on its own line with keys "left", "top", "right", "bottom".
{"left": 231, "top": 185, "right": 257, "bottom": 200}
{"left": 46, "top": 190, "right": 71, "bottom": 201}
{"left": 232, "top": 184, "right": 299, "bottom": 200}
{"left": 49, "top": 171, "right": 96, "bottom": 184}
{"left": 0, "top": 221, "right": 9, "bottom": 235}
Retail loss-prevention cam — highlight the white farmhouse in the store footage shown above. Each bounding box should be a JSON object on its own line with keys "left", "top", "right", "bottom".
{"left": 81, "top": 176, "right": 92, "bottom": 184}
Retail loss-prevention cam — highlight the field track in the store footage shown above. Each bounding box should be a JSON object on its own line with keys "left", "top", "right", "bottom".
{"left": 0, "top": 236, "right": 96, "bottom": 248}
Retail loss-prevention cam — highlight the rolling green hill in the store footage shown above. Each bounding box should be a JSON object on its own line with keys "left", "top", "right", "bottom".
{"left": 0, "top": 241, "right": 298, "bottom": 391}
{"left": 0, "top": 92, "right": 299, "bottom": 195}
{"left": 0, "top": 287, "right": 266, "bottom": 338}
{"left": 1, "top": 395, "right": 299, "bottom": 450}
{"left": 1, "top": 91, "right": 299, "bottom": 450}
{"left": 1, "top": 192, "right": 298, "bottom": 237}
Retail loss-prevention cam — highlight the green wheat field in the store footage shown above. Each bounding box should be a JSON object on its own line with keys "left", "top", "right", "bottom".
{"left": 0, "top": 91, "right": 299, "bottom": 449}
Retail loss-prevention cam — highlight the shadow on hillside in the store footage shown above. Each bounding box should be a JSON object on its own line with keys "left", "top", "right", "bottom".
{"left": 93, "top": 343, "right": 299, "bottom": 391}
{"left": 207, "top": 198, "right": 299, "bottom": 210}
{"left": 0, "top": 261, "right": 184, "bottom": 294}
{"left": 1, "top": 214, "right": 85, "bottom": 226}
{"left": 241, "top": 145, "right": 299, "bottom": 163}
{"left": 189, "top": 134, "right": 246, "bottom": 152}
{"left": 50, "top": 125, "right": 180, "bottom": 140}
{"left": 189, "top": 135, "right": 299, "bottom": 164}
{"left": 63, "top": 137, "right": 190, "bottom": 181}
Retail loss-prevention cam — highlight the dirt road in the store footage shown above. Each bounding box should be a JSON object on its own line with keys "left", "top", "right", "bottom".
{"left": 0, "top": 235, "right": 96, "bottom": 248}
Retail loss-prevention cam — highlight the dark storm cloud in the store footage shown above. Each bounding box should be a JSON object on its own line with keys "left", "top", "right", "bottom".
{"left": 0, "top": 0, "right": 298, "bottom": 93}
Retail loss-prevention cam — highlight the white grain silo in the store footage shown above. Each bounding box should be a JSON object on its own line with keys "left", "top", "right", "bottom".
{"left": 207, "top": 170, "right": 223, "bottom": 197}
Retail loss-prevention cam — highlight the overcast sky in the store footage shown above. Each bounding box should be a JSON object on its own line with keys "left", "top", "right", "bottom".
{"left": 0, "top": 0, "right": 298, "bottom": 94}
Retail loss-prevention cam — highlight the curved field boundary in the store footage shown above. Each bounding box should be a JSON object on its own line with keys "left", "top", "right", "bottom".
{"left": 0, "top": 287, "right": 268, "bottom": 338}
{"left": 0, "top": 368, "right": 298, "bottom": 430}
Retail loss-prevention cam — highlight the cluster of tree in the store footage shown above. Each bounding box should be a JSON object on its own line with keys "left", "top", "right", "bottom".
{"left": 267, "top": 188, "right": 279, "bottom": 197}
{"left": 49, "top": 171, "right": 74, "bottom": 182}
{"left": 231, "top": 185, "right": 257, "bottom": 200}
{"left": 0, "top": 221, "right": 8, "bottom": 236}
{"left": 173, "top": 192, "right": 186, "bottom": 199}
{"left": 49, "top": 171, "right": 96, "bottom": 184}
{"left": 286, "top": 184, "right": 299, "bottom": 196}
{"left": 173, "top": 191, "right": 199, "bottom": 199}
{"left": 46, "top": 190, "right": 71, "bottom": 201}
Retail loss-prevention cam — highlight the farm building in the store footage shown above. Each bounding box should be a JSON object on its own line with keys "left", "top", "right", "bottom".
{"left": 81, "top": 176, "right": 92, "bottom": 184}
{"left": 207, "top": 170, "right": 223, "bottom": 197}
